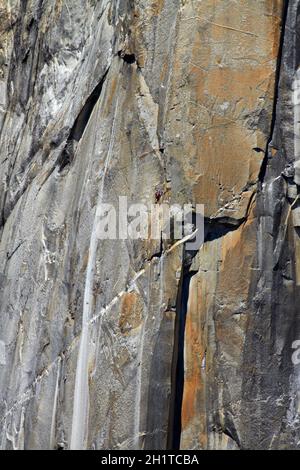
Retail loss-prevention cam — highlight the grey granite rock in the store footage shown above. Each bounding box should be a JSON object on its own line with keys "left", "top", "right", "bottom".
{"left": 0, "top": 0, "right": 299, "bottom": 451}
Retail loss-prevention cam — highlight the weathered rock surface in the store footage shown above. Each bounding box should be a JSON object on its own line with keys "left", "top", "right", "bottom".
{"left": 181, "top": 0, "right": 300, "bottom": 450}
{"left": 0, "top": 0, "right": 299, "bottom": 450}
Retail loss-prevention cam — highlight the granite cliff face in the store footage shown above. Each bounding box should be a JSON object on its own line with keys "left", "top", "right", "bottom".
{"left": 0, "top": 0, "right": 299, "bottom": 450}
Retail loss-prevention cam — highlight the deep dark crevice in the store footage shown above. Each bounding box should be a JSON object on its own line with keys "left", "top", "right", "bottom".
{"left": 118, "top": 51, "right": 137, "bottom": 64}
{"left": 148, "top": 232, "right": 164, "bottom": 262}
{"left": 167, "top": 216, "right": 250, "bottom": 450}
{"left": 258, "top": 0, "right": 289, "bottom": 184}
{"left": 69, "top": 69, "right": 109, "bottom": 142}
{"left": 57, "top": 68, "right": 109, "bottom": 171}
{"left": 221, "top": 427, "right": 241, "bottom": 449}
{"left": 253, "top": 147, "right": 265, "bottom": 154}
{"left": 57, "top": 141, "right": 75, "bottom": 172}
{"left": 167, "top": 209, "right": 204, "bottom": 450}
{"left": 167, "top": 248, "right": 197, "bottom": 450}
{"left": 204, "top": 217, "right": 245, "bottom": 242}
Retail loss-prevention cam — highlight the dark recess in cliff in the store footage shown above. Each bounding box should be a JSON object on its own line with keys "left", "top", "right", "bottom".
{"left": 167, "top": 249, "right": 197, "bottom": 450}
{"left": 167, "top": 216, "right": 252, "bottom": 449}
{"left": 57, "top": 69, "right": 109, "bottom": 171}
{"left": 118, "top": 51, "right": 137, "bottom": 64}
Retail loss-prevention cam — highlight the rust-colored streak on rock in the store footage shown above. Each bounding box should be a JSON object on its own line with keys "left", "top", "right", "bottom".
{"left": 177, "top": 0, "right": 284, "bottom": 447}
{"left": 164, "top": 0, "right": 283, "bottom": 218}
{"left": 119, "top": 292, "right": 143, "bottom": 335}
{"left": 181, "top": 203, "right": 257, "bottom": 449}
{"left": 150, "top": 0, "right": 165, "bottom": 16}
{"left": 160, "top": 1, "right": 284, "bottom": 448}
{"left": 181, "top": 275, "right": 208, "bottom": 450}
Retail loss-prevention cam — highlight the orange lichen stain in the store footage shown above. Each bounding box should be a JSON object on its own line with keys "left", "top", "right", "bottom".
{"left": 164, "top": 310, "right": 176, "bottom": 321}
{"left": 266, "top": 0, "right": 283, "bottom": 10}
{"left": 54, "top": 0, "right": 63, "bottom": 18}
{"left": 261, "top": 3, "right": 283, "bottom": 62}
{"left": 206, "top": 66, "right": 274, "bottom": 107}
{"left": 181, "top": 277, "right": 208, "bottom": 449}
{"left": 221, "top": 202, "right": 256, "bottom": 267}
{"left": 265, "top": 0, "right": 284, "bottom": 19}
{"left": 186, "top": 63, "right": 274, "bottom": 215}
{"left": 189, "top": 30, "right": 211, "bottom": 77}
{"left": 119, "top": 292, "right": 143, "bottom": 335}
{"left": 218, "top": 202, "right": 256, "bottom": 317}
{"left": 192, "top": 122, "right": 255, "bottom": 214}
{"left": 271, "top": 147, "right": 278, "bottom": 157}
{"left": 150, "top": 0, "right": 165, "bottom": 16}
{"left": 182, "top": 320, "right": 204, "bottom": 421}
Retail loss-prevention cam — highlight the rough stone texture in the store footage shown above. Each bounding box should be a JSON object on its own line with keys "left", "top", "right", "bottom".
{"left": 182, "top": 0, "right": 300, "bottom": 450}
{"left": 0, "top": 0, "right": 299, "bottom": 451}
